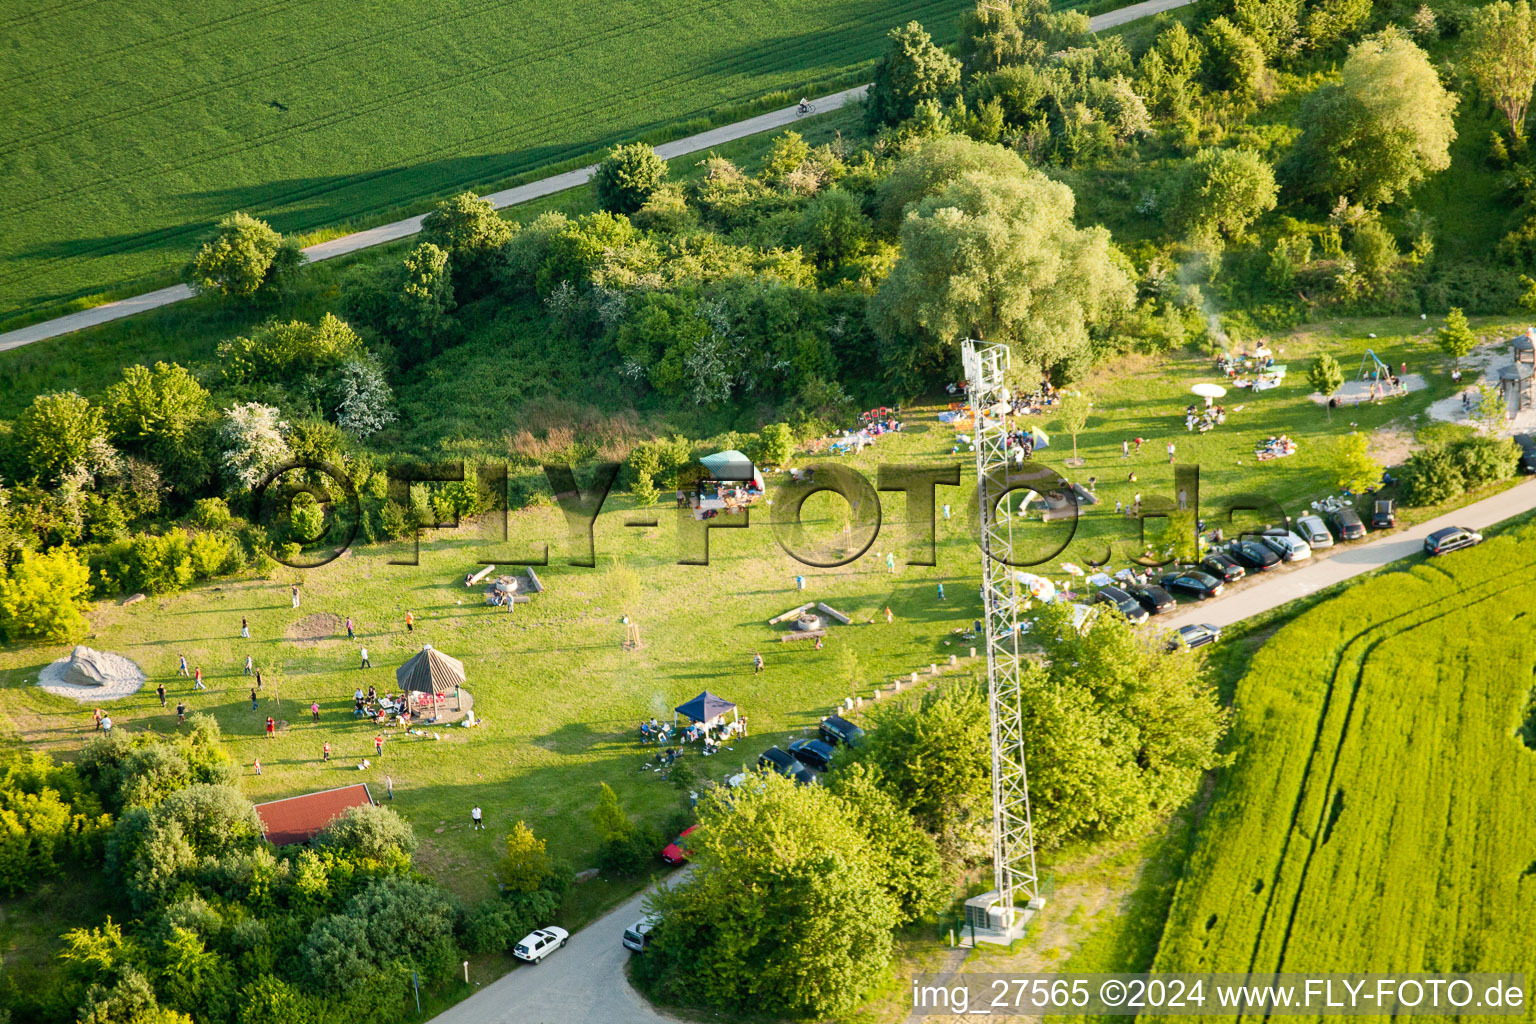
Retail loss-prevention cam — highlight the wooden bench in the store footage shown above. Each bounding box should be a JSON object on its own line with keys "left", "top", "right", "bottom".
{"left": 815, "top": 602, "right": 851, "bottom": 625}
{"left": 780, "top": 629, "right": 826, "bottom": 643}
{"left": 768, "top": 602, "right": 814, "bottom": 626}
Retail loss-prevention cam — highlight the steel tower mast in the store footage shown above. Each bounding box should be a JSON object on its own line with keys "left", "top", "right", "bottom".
{"left": 961, "top": 339, "right": 1040, "bottom": 936}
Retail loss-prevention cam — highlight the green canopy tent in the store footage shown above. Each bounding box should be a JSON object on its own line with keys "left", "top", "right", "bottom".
{"left": 698, "top": 449, "right": 765, "bottom": 489}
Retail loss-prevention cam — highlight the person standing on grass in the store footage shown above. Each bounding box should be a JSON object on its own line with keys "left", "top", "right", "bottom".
{"left": 385, "top": 774, "right": 394, "bottom": 800}
{"left": 178, "top": 654, "right": 189, "bottom": 677}
{"left": 101, "top": 715, "right": 113, "bottom": 734}
{"left": 291, "top": 584, "right": 301, "bottom": 609}
{"left": 405, "top": 611, "right": 415, "bottom": 633}
{"left": 937, "top": 582, "right": 946, "bottom": 601}
{"left": 244, "top": 654, "right": 253, "bottom": 676}
{"left": 251, "top": 688, "right": 259, "bottom": 711}
{"left": 194, "top": 667, "right": 202, "bottom": 689}
{"left": 93, "top": 708, "right": 103, "bottom": 731}
{"left": 241, "top": 616, "right": 250, "bottom": 639}
{"left": 253, "top": 758, "right": 261, "bottom": 775}
{"left": 814, "top": 636, "right": 824, "bottom": 651}
{"left": 884, "top": 606, "right": 893, "bottom": 625}
{"left": 886, "top": 552, "right": 896, "bottom": 574}
{"left": 1166, "top": 441, "right": 1176, "bottom": 464}
{"left": 265, "top": 716, "right": 275, "bottom": 739}
{"left": 752, "top": 652, "right": 764, "bottom": 674}
{"left": 471, "top": 806, "right": 484, "bottom": 830}
{"left": 323, "top": 742, "right": 331, "bottom": 762}
{"left": 375, "top": 734, "right": 384, "bottom": 756}
{"left": 157, "top": 682, "right": 166, "bottom": 707}
{"left": 176, "top": 701, "right": 186, "bottom": 725}
{"left": 360, "top": 646, "right": 371, "bottom": 669}
{"left": 796, "top": 574, "right": 805, "bottom": 591}
{"left": 346, "top": 617, "right": 355, "bottom": 641}
{"left": 255, "top": 669, "right": 262, "bottom": 691}
{"left": 310, "top": 701, "right": 320, "bottom": 723}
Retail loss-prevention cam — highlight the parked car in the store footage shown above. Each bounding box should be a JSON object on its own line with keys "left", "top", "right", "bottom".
{"left": 1093, "top": 584, "right": 1150, "bottom": 622}
{"left": 1260, "top": 531, "right": 1312, "bottom": 562}
{"left": 818, "top": 715, "right": 864, "bottom": 747}
{"left": 661, "top": 824, "right": 698, "bottom": 865}
{"left": 1295, "top": 514, "right": 1334, "bottom": 550}
{"left": 1424, "top": 526, "right": 1483, "bottom": 555}
{"left": 1201, "top": 552, "right": 1248, "bottom": 583}
{"left": 1159, "top": 569, "right": 1225, "bottom": 600}
{"left": 758, "top": 746, "right": 815, "bottom": 784}
{"left": 1166, "top": 623, "right": 1222, "bottom": 651}
{"left": 1516, "top": 433, "right": 1536, "bottom": 474}
{"left": 513, "top": 927, "right": 569, "bottom": 964}
{"left": 622, "top": 917, "right": 657, "bottom": 953}
{"left": 1330, "top": 507, "right": 1366, "bottom": 540}
{"left": 1371, "top": 499, "right": 1396, "bottom": 529}
{"left": 788, "top": 737, "right": 836, "bottom": 772}
{"left": 1228, "top": 539, "right": 1281, "bottom": 571}
{"left": 1128, "top": 583, "right": 1176, "bottom": 615}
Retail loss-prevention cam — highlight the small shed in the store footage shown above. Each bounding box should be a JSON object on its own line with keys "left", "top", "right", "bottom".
{"left": 254, "top": 783, "right": 374, "bottom": 847}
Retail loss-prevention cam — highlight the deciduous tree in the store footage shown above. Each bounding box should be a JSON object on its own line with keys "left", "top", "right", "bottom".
{"left": 1465, "top": 1, "right": 1536, "bottom": 140}
{"left": 865, "top": 22, "right": 962, "bottom": 130}
{"left": 183, "top": 212, "right": 303, "bottom": 301}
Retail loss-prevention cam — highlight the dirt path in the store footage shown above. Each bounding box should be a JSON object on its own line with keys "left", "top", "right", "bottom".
{"left": 0, "top": 0, "right": 1197, "bottom": 354}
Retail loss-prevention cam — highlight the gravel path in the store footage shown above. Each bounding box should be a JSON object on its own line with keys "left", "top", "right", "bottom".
{"left": 0, "top": 0, "right": 1196, "bottom": 353}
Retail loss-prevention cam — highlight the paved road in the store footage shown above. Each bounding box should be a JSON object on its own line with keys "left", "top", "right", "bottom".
{"left": 0, "top": 0, "right": 1194, "bottom": 354}
{"left": 433, "top": 874, "right": 687, "bottom": 1024}
{"left": 1162, "top": 478, "right": 1536, "bottom": 631}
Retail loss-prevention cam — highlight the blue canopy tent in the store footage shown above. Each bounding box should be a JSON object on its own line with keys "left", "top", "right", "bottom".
{"left": 675, "top": 690, "right": 738, "bottom": 725}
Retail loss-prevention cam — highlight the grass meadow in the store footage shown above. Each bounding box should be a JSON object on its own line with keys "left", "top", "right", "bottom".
{"left": 0, "top": 0, "right": 971, "bottom": 324}
{"left": 1149, "top": 523, "right": 1536, "bottom": 1007}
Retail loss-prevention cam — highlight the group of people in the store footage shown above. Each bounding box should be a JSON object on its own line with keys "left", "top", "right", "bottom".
{"left": 1184, "top": 403, "right": 1228, "bottom": 432}
{"left": 1217, "top": 347, "right": 1275, "bottom": 376}
{"left": 637, "top": 714, "right": 747, "bottom": 753}
{"left": 353, "top": 685, "right": 428, "bottom": 727}
{"left": 1007, "top": 379, "right": 1060, "bottom": 416}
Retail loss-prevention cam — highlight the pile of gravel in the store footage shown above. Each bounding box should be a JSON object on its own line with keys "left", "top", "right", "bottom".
{"left": 37, "top": 646, "right": 145, "bottom": 702}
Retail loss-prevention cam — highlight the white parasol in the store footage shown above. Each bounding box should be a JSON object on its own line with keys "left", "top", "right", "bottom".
{"left": 1060, "top": 563, "right": 1084, "bottom": 576}
{"left": 1191, "top": 383, "right": 1228, "bottom": 399}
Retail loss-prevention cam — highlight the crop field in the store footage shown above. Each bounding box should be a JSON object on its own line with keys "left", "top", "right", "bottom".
{"left": 0, "top": 0, "right": 970, "bottom": 322}
{"left": 1151, "top": 524, "right": 1536, "bottom": 1011}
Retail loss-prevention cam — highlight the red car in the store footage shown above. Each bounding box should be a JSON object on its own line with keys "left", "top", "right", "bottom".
{"left": 661, "top": 825, "right": 697, "bottom": 865}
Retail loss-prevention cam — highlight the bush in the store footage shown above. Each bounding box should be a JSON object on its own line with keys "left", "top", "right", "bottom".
{"left": 312, "top": 804, "right": 418, "bottom": 860}
{"left": 100, "top": 531, "right": 195, "bottom": 596}
{"left": 0, "top": 544, "right": 92, "bottom": 642}
{"left": 1453, "top": 434, "right": 1520, "bottom": 488}
{"left": 460, "top": 889, "right": 559, "bottom": 954}
{"left": 0, "top": 752, "right": 112, "bottom": 896}
{"left": 420, "top": 192, "right": 513, "bottom": 294}
{"left": 189, "top": 497, "right": 232, "bottom": 531}
{"left": 189, "top": 531, "right": 243, "bottom": 580}
{"left": 1403, "top": 444, "right": 1466, "bottom": 505}
{"left": 14, "top": 391, "right": 112, "bottom": 485}
{"left": 597, "top": 826, "right": 658, "bottom": 877}
{"left": 217, "top": 314, "right": 364, "bottom": 388}
{"left": 595, "top": 143, "right": 668, "bottom": 215}
{"left": 183, "top": 212, "right": 304, "bottom": 301}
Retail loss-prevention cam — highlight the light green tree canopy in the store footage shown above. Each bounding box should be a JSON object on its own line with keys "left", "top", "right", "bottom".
{"left": 1464, "top": 0, "right": 1536, "bottom": 139}
{"left": 636, "top": 772, "right": 900, "bottom": 1018}
{"left": 183, "top": 212, "right": 304, "bottom": 301}
{"left": 871, "top": 165, "right": 1133, "bottom": 391}
{"left": 1169, "top": 148, "right": 1278, "bottom": 245}
{"left": 1291, "top": 28, "right": 1457, "bottom": 206}
{"left": 594, "top": 143, "right": 669, "bottom": 216}
{"left": 1307, "top": 352, "right": 1346, "bottom": 396}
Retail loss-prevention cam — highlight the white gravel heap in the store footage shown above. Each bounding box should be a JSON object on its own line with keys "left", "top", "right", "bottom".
{"left": 37, "top": 646, "right": 145, "bottom": 702}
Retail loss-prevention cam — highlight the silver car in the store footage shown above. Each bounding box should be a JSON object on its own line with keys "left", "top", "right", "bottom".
{"left": 1261, "top": 531, "right": 1312, "bottom": 562}
{"left": 1295, "top": 514, "right": 1334, "bottom": 549}
{"left": 622, "top": 917, "right": 656, "bottom": 953}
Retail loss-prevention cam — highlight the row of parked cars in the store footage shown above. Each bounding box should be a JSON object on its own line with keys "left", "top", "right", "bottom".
{"left": 1094, "top": 499, "right": 1485, "bottom": 647}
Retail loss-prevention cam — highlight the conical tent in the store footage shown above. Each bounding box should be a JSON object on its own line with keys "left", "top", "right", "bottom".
{"left": 675, "top": 691, "right": 737, "bottom": 723}
{"left": 395, "top": 645, "right": 465, "bottom": 695}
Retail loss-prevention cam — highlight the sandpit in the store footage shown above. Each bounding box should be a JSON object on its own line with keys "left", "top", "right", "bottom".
{"left": 1308, "top": 374, "right": 1426, "bottom": 405}
{"left": 37, "top": 646, "right": 145, "bottom": 702}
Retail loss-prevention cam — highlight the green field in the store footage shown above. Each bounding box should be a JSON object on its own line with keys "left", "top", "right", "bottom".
{"left": 1151, "top": 524, "right": 1536, "bottom": 1011}
{"left": 0, "top": 0, "right": 969, "bottom": 323}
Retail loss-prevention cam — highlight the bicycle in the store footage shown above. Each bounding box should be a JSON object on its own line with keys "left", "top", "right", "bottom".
{"left": 795, "top": 102, "right": 816, "bottom": 117}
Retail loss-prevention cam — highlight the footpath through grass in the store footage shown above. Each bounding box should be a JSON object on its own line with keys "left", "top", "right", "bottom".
{"left": 0, "top": 0, "right": 969, "bottom": 322}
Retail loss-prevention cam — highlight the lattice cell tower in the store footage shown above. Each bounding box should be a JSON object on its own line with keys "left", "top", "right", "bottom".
{"left": 960, "top": 338, "right": 1043, "bottom": 942}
